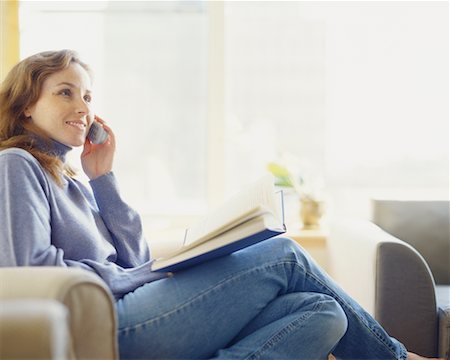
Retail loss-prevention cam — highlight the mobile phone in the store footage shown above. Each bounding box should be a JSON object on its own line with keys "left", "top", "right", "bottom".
{"left": 87, "top": 121, "right": 108, "bottom": 144}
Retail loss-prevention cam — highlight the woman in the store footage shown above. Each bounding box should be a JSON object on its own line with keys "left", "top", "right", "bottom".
{"left": 0, "top": 50, "right": 439, "bottom": 360}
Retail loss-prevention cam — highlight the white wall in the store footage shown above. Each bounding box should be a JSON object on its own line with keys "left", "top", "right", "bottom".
{"left": 223, "top": 1, "right": 448, "bottom": 221}
{"left": 322, "top": 2, "right": 448, "bottom": 218}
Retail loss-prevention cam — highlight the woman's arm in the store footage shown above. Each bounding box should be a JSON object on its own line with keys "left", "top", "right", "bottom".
{"left": 0, "top": 150, "right": 165, "bottom": 299}
{"left": 89, "top": 172, "right": 151, "bottom": 268}
{"left": 0, "top": 149, "right": 55, "bottom": 267}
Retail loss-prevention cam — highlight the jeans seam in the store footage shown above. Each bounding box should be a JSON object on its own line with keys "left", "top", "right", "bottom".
{"left": 245, "top": 296, "right": 325, "bottom": 360}
{"left": 118, "top": 261, "right": 290, "bottom": 333}
{"left": 289, "top": 260, "right": 403, "bottom": 359}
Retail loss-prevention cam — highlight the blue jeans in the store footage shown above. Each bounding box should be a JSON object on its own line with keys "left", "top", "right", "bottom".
{"left": 116, "top": 237, "right": 408, "bottom": 359}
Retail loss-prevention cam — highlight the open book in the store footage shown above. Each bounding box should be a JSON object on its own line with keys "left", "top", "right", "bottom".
{"left": 151, "top": 175, "right": 286, "bottom": 272}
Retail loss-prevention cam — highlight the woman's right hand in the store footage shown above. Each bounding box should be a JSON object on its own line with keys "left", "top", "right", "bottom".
{"left": 81, "top": 115, "right": 116, "bottom": 180}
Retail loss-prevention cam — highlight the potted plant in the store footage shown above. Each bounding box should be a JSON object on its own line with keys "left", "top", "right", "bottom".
{"left": 267, "top": 161, "right": 325, "bottom": 229}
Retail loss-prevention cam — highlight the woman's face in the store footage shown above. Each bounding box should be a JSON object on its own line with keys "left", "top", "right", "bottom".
{"left": 25, "top": 63, "right": 93, "bottom": 147}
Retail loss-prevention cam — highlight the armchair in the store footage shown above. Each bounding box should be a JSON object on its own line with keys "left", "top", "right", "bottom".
{"left": 328, "top": 200, "right": 449, "bottom": 358}
{"left": 0, "top": 267, "right": 118, "bottom": 359}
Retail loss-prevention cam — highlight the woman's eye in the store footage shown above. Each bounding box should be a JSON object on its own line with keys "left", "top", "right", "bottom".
{"left": 59, "top": 89, "right": 71, "bottom": 97}
{"left": 84, "top": 94, "right": 92, "bottom": 103}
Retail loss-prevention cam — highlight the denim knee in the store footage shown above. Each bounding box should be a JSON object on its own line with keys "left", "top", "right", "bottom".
{"left": 269, "top": 236, "right": 312, "bottom": 263}
{"left": 318, "top": 294, "right": 348, "bottom": 347}
{"left": 269, "top": 236, "right": 303, "bottom": 255}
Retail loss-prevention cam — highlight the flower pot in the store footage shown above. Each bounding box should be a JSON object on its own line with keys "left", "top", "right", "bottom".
{"left": 300, "top": 198, "right": 325, "bottom": 229}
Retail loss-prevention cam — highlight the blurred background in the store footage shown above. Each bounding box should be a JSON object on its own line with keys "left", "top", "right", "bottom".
{"left": 1, "top": 0, "right": 448, "bottom": 232}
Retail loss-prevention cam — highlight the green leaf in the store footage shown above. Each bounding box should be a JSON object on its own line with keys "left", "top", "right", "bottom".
{"left": 267, "top": 163, "right": 294, "bottom": 187}
{"left": 275, "top": 177, "right": 293, "bottom": 187}
{"left": 267, "top": 162, "right": 290, "bottom": 177}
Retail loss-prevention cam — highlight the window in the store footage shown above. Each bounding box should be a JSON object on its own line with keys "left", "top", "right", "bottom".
{"left": 19, "top": 1, "right": 448, "bottom": 223}
{"left": 20, "top": 1, "right": 209, "bottom": 217}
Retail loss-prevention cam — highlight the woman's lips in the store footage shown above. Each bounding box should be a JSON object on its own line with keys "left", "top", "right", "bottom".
{"left": 66, "top": 121, "right": 86, "bottom": 131}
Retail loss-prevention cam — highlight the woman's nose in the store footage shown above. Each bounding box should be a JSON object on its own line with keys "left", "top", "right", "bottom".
{"left": 75, "top": 97, "right": 89, "bottom": 114}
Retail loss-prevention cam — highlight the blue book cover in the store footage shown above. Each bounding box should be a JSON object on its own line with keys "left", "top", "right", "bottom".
{"left": 151, "top": 225, "right": 285, "bottom": 273}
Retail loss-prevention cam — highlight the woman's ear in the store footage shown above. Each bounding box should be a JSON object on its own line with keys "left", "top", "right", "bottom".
{"left": 24, "top": 107, "right": 32, "bottom": 118}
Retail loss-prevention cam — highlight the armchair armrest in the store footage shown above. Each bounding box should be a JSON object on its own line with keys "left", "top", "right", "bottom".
{"left": 0, "top": 267, "right": 118, "bottom": 359}
{"left": 0, "top": 299, "right": 69, "bottom": 359}
{"left": 329, "top": 218, "right": 439, "bottom": 357}
{"left": 376, "top": 242, "right": 438, "bottom": 356}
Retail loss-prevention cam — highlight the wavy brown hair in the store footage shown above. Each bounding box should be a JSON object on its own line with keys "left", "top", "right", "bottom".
{"left": 0, "top": 49, "right": 92, "bottom": 185}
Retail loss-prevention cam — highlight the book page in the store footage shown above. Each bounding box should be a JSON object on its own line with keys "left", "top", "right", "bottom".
{"left": 152, "top": 213, "right": 285, "bottom": 269}
{"left": 184, "top": 175, "right": 279, "bottom": 246}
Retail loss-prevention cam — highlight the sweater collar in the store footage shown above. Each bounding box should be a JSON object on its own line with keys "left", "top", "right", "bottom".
{"left": 33, "top": 135, "right": 72, "bottom": 163}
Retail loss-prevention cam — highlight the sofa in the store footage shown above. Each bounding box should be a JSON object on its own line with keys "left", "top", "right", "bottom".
{"left": 328, "top": 199, "right": 450, "bottom": 358}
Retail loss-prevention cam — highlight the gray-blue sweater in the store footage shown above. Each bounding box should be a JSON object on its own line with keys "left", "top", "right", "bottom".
{"left": 0, "top": 140, "right": 165, "bottom": 299}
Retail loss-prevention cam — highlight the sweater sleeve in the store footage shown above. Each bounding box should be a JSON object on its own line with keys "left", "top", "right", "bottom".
{"left": 0, "top": 150, "right": 166, "bottom": 299}
{"left": 0, "top": 150, "right": 54, "bottom": 266}
{"left": 89, "top": 172, "right": 150, "bottom": 268}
